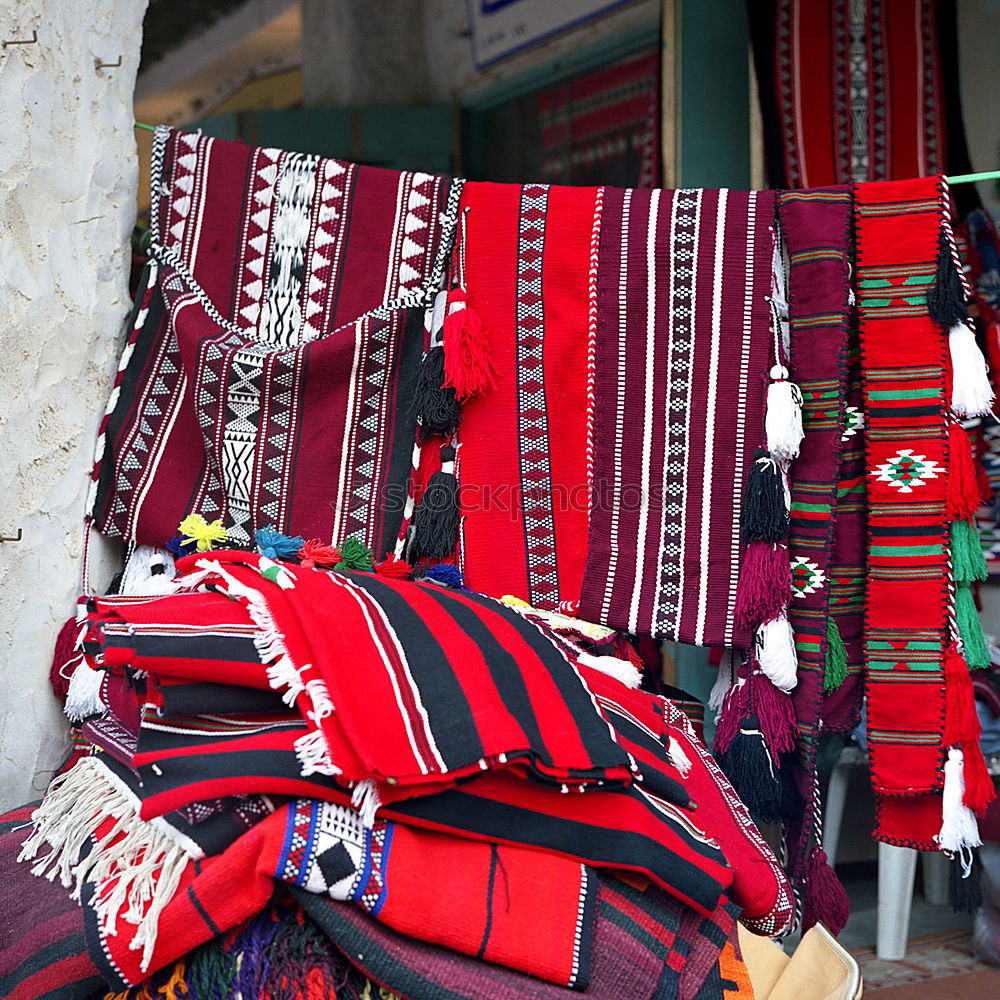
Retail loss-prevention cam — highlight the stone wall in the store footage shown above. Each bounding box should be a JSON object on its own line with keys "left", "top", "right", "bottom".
{"left": 0, "top": 0, "right": 147, "bottom": 810}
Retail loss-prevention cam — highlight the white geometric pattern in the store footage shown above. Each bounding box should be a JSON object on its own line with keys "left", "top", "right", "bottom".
{"left": 872, "top": 448, "right": 941, "bottom": 493}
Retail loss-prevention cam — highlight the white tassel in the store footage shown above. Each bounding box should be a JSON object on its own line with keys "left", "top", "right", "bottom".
{"left": 293, "top": 729, "right": 340, "bottom": 777}
{"left": 576, "top": 651, "right": 642, "bottom": 689}
{"left": 667, "top": 735, "right": 692, "bottom": 777}
{"left": 64, "top": 662, "right": 106, "bottom": 722}
{"left": 755, "top": 613, "right": 798, "bottom": 693}
{"left": 351, "top": 778, "right": 382, "bottom": 828}
{"left": 765, "top": 365, "right": 805, "bottom": 462}
{"left": 949, "top": 323, "right": 994, "bottom": 418}
{"left": 119, "top": 545, "right": 177, "bottom": 595}
{"left": 708, "top": 650, "right": 737, "bottom": 713}
{"left": 935, "top": 747, "right": 982, "bottom": 855}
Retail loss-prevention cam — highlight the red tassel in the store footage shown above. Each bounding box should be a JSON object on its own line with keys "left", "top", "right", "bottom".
{"left": 947, "top": 420, "right": 983, "bottom": 522}
{"left": 376, "top": 553, "right": 412, "bottom": 578}
{"left": 944, "top": 641, "right": 981, "bottom": 745}
{"left": 733, "top": 541, "right": 791, "bottom": 630}
{"left": 962, "top": 741, "right": 997, "bottom": 814}
{"left": 977, "top": 459, "right": 993, "bottom": 503}
{"left": 50, "top": 615, "right": 82, "bottom": 698}
{"left": 442, "top": 288, "right": 496, "bottom": 401}
{"left": 297, "top": 539, "right": 342, "bottom": 569}
{"left": 801, "top": 846, "right": 850, "bottom": 935}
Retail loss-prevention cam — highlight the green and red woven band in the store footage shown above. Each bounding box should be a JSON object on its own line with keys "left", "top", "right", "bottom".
{"left": 855, "top": 175, "right": 949, "bottom": 849}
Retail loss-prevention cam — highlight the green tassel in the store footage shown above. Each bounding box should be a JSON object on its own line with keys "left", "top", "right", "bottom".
{"left": 957, "top": 584, "right": 990, "bottom": 669}
{"left": 823, "top": 618, "right": 848, "bottom": 692}
{"left": 950, "top": 518, "right": 988, "bottom": 585}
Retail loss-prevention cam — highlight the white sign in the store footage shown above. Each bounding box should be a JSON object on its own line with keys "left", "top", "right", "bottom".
{"left": 468, "top": 0, "right": 634, "bottom": 68}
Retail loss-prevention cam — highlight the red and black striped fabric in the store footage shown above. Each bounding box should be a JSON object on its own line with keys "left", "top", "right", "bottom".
{"left": 81, "top": 779, "right": 598, "bottom": 991}
{"left": 115, "top": 674, "right": 730, "bottom": 919}
{"left": 0, "top": 804, "right": 105, "bottom": 1000}
{"left": 170, "top": 551, "right": 637, "bottom": 798}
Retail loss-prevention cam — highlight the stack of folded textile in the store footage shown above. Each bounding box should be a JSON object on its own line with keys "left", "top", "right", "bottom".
{"left": 10, "top": 546, "right": 791, "bottom": 999}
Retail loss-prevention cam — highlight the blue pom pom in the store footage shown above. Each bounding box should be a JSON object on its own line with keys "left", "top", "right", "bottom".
{"left": 254, "top": 527, "right": 305, "bottom": 561}
{"left": 165, "top": 533, "right": 195, "bottom": 558}
{"left": 425, "top": 562, "right": 464, "bottom": 588}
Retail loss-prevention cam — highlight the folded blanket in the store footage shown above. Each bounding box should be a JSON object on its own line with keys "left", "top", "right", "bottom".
{"left": 19, "top": 756, "right": 598, "bottom": 991}
{"left": 168, "top": 552, "right": 638, "bottom": 803}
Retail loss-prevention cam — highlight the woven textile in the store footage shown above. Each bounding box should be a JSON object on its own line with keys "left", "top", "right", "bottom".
{"left": 782, "top": 187, "right": 852, "bottom": 720}
{"left": 0, "top": 804, "right": 105, "bottom": 1000}
{"left": 61, "top": 781, "right": 595, "bottom": 988}
{"left": 89, "top": 126, "right": 451, "bottom": 552}
{"left": 779, "top": 187, "right": 858, "bottom": 876}
{"left": 457, "top": 181, "right": 599, "bottom": 611}
{"left": 855, "top": 176, "right": 949, "bottom": 847}
{"left": 79, "top": 598, "right": 746, "bottom": 919}
{"left": 821, "top": 338, "right": 868, "bottom": 731}
{"left": 749, "top": 0, "right": 950, "bottom": 188}
{"left": 538, "top": 49, "right": 660, "bottom": 189}
{"left": 294, "top": 878, "right": 736, "bottom": 1000}
{"left": 580, "top": 186, "right": 775, "bottom": 646}
{"left": 171, "top": 551, "right": 636, "bottom": 799}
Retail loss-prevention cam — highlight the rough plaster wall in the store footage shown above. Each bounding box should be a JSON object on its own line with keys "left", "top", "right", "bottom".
{"left": 0, "top": 0, "right": 146, "bottom": 810}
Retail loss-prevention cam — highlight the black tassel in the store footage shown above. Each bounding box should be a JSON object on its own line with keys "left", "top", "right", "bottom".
{"left": 927, "top": 231, "right": 968, "bottom": 329}
{"left": 740, "top": 447, "right": 788, "bottom": 544}
{"left": 949, "top": 850, "right": 983, "bottom": 913}
{"left": 413, "top": 346, "right": 461, "bottom": 437}
{"left": 716, "top": 713, "right": 783, "bottom": 825}
{"left": 412, "top": 446, "right": 460, "bottom": 561}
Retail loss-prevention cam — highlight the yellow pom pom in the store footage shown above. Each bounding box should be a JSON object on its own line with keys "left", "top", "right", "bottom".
{"left": 500, "top": 595, "right": 531, "bottom": 608}
{"left": 178, "top": 513, "right": 228, "bottom": 552}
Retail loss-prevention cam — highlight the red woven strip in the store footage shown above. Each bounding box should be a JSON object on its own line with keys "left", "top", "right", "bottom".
{"left": 855, "top": 175, "right": 948, "bottom": 848}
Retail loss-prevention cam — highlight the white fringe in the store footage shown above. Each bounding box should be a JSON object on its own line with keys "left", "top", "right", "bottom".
{"left": 17, "top": 757, "right": 196, "bottom": 972}
{"left": 351, "top": 778, "right": 382, "bottom": 828}
{"left": 935, "top": 747, "right": 982, "bottom": 857}
{"left": 708, "top": 650, "right": 737, "bottom": 714}
{"left": 576, "top": 651, "right": 642, "bottom": 689}
{"left": 64, "top": 662, "right": 106, "bottom": 722}
{"left": 294, "top": 729, "right": 341, "bottom": 777}
{"left": 304, "top": 678, "right": 335, "bottom": 719}
{"left": 755, "top": 613, "right": 798, "bottom": 693}
{"left": 949, "top": 322, "right": 994, "bottom": 418}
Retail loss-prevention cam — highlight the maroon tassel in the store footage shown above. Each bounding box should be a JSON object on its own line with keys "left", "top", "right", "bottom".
{"left": 733, "top": 541, "right": 791, "bottom": 631}
{"left": 50, "top": 615, "right": 82, "bottom": 699}
{"left": 749, "top": 669, "right": 797, "bottom": 758}
{"left": 712, "top": 676, "right": 750, "bottom": 757}
{"left": 801, "top": 846, "right": 850, "bottom": 935}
